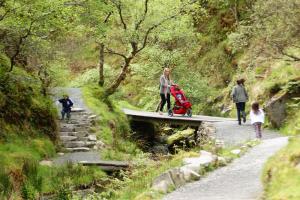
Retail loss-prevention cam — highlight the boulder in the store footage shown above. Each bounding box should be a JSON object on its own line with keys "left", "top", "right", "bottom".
{"left": 180, "top": 166, "right": 201, "bottom": 181}
{"left": 88, "top": 134, "right": 97, "bottom": 141}
{"left": 217, "top": 156, "right": 227, "bottom": 166}
{"left": 183, "top": 150, "right": 215, "bottom": 167}
{"left": 231, "top": 149, "right": 241, "bottom": 155}
{"left": 166, "top": 128, "right": 195, "bottom": 146}
{"left": 152, "top": 180, "right": 172, "bottom": 194}
{"left": 161, "top": 127, "right": 174, "bottom": 135}
{"left": 95, "top": 140, "right": 106, "bottom": 149}
{"left": 183, "top": 163, "right": 201, "bottom": 173}
{"left": 152, "top": 171, "right": 175, "bottom": 193}
{"left": 151, "top": 144, "right": 169, "bottom": 155}
{"left": 169, "top": 168, "right": 186, "bottom": 188}
{"left": 265, "top": 92, "right": 287, "bottom": 128}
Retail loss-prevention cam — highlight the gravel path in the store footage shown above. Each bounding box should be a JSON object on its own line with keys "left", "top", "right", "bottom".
{"left": 164, "top": 122, "right": 288, "bottom": 200}
{"left": 213, "top": 121, "right": 281, "bottom": 146}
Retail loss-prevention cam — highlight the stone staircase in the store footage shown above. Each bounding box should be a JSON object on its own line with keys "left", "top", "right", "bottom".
{"left": 59, "top": 107, "right": 104, "bottom": 152}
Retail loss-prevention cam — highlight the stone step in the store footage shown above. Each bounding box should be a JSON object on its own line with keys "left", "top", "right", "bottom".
{"left": 60, "top": 126, "right": 91, "bottom": 132}
{"left": 60, "top": 131, "right": 89, "bottom": 138}
{"left": 74, "top": 127, "right": 92, "bottom": 132}
{"left": 64, "top": 141, "right": 86, "bottom": 148}
{"left": 73, "top": 123, "right": 91, "bottom": 128}
{"left": 60, "top": 136, "right": 78, "bottom": 142}
{"left": 62, "top": 120, "right": 91, "bottom": 125}
{"left": 64, "top": 141, "right": 96, "bottom": 148}
{"left": 60, "top": 131, "right": 78, "bottom": 136}
{"left": 71, "top": 107, "right": 85, "bottom": 112}
{"left": 65, "top": 147, "right": 91, "bottom": 152}
{"left": 60, "top": 127, "right": 75, "bottom": 132}
{"left": 80, "top": 135, "right": 97, "bottom": 142}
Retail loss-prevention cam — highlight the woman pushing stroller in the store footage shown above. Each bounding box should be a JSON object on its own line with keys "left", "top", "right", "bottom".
{"left": 159, "top": 68, "right": 172, "bottom": 115}
{"left": 158, "top": 68, "right": 192, "bottom": 117}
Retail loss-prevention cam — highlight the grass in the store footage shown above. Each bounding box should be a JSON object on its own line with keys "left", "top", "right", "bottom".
{"left": 105, "top": 137, "right": 260, "bottom": 200}
{"left": 109, "top": 151, "right": 197, "bottom": 200}
{"left": 262, "top": 137, "right": 300, "bottom": 200}
{"left": 81, "top": 85, "right": 143, "bottom": 160}
{"left": 0, "top": 126, "right": 108, "bottom": 199}
{"left": 0, "top": 137, "right": 55, "bottom": 170}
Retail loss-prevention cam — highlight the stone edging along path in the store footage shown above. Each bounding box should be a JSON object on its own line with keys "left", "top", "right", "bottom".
{"left": 163, "top": 136, "right": 288, "bottom": 200}
{"left": 160, "top": 120, "right": 288, "bottom": 200}
{"left": 152, "top": 119, "right": 288, "bottom": 200}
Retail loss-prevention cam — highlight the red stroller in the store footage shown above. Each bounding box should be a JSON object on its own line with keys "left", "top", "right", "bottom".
{"left": 168, "top": 84, "right": 192, "bottom": 117}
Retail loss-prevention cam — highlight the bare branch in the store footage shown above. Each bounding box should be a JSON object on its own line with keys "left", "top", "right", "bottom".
{"left": 64, "top": 1, "right": 85, "bottom": 7}
{"left": 0, "top": 8, "right": 9, "bottom": 21}
{"left": 274, "top": 44, "right": 300, "bottom": 62}
{"left": 104, "top": 47, "right": 127, "bottom": 59}
{"left": 104, "top": 11, "right": 112, "bottom": 23}
{"left": 281, "top": 51, "right": 300, "bottom": 61}
{"left": 9, "top": 21, "right": 35, "bottom": 72}
{"left": 111, "top": 0, "right": 127, "bottom": 30}
{"left": 136, "top": 13, "right": 178, "bottom": 53}
{"left": 135, "top": 0, "right": 197, "bottom": 53}
{"left": 291, "top": 44, "right": 300, "bottom": 49}
{"left": 135, "top": 0, "right": 149, "bottom": 30}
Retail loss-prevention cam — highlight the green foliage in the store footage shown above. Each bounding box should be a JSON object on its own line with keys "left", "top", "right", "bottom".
{"left": 21, "top": 182, "right": 36, "bottom": 200}
{"left": 81, "top": 85, "right": 142, "bottom": 160}
{"left": 263, "top": 137, "right": 300, "bottom": 200}
{"left": 0, "top": 167, "right": 13, "bottom": 199}
{"left": 0, "top": 68, "right": 58, "bottom": 140}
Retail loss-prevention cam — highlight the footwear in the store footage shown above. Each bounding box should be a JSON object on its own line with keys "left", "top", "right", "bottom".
{"left": 159, "top": 111, "right": 163, "bottom": 115}
{"left": 238, "top": 121, "right": 241, "bottom": 125}
{"left": 242, "top": 112, "right": 246, "bottom": 123}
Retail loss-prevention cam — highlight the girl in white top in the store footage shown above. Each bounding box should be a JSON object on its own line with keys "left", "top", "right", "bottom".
{"left": 250, "top": 102, "right": 265, "bottom": 139}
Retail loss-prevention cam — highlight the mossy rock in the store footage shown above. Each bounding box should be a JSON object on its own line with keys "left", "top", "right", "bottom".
{"left": 161, "top": 127, "right": 174, "bottom": 135}
{"left": 166, "top": 128, "right": 195, "bottom": 146}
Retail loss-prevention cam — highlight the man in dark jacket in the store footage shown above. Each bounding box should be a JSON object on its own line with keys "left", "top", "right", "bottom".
{"left": 58, "top": 95, "right": 73, "bottom": 120}
{"left": 231, "top": 79, "right": 248, "bottom": 125}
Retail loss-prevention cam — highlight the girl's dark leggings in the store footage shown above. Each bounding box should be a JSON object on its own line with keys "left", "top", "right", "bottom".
{"left": 160, "top": 93, "right": 171, "bottom": 111}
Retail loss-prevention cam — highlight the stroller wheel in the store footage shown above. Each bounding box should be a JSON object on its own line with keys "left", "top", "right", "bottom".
{"left": 187, "top": 109, "right": 192, "bottom": 117}
{"left": 168, "top": 109, "right": 173, "bottom": 117}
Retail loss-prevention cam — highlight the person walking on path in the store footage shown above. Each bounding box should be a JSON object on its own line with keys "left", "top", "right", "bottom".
{"left": 231, "top": 78, "right": 248, "bottom": 125}
{"left": 250, "top": 102, "right": 265, "bottom": 139}
{"left": 159, "top": 68, "right": 172, "bottom": 115}
{"left": 58, "top": 94, "right": 73, "bottom": 121}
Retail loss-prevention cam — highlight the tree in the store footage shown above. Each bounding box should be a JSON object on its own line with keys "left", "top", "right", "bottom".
{"left": 0, "top": 0, "right": 73, "bottom": 72}
{"left": 78, "top": 0, "right": 197, "bottom": 97}
{"left": 252, "top": 0, "right": 300, "bottom": 61}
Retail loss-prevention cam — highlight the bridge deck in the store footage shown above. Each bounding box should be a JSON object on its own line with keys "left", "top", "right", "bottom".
{"left": 123, "top": 109, "right": 236, "bottom": 126}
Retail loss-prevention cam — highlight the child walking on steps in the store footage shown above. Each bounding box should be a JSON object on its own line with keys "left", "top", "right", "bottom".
{"left": 250, "top": 102, "right": 265, "bottom": 139}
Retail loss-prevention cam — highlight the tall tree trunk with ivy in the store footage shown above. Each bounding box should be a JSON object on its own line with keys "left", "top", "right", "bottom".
{"left": 98, "top": 43, "right": 105, "bottom": 87}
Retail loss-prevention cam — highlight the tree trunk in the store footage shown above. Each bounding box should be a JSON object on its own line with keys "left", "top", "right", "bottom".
{"left": 104, "top": 57, "right": 132, "bottom": 97}
{"left": 98, "top": 43, "right": 105, "bottom": 87}
{"left": 233, "top": 0, "right": 239, "bottom": 24}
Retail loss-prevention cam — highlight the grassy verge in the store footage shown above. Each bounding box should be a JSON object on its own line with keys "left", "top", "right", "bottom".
{"left": 81, "top": 85, "right": 143, "bottom": 160}
{"left": 0, "top": 68, "right": 108, "bottom": 199}
{"left": 97, "top": 138, "right": 258, "bottom": 200}
{"left": 262, "top": 136, "right": 300, "bottom": 200}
